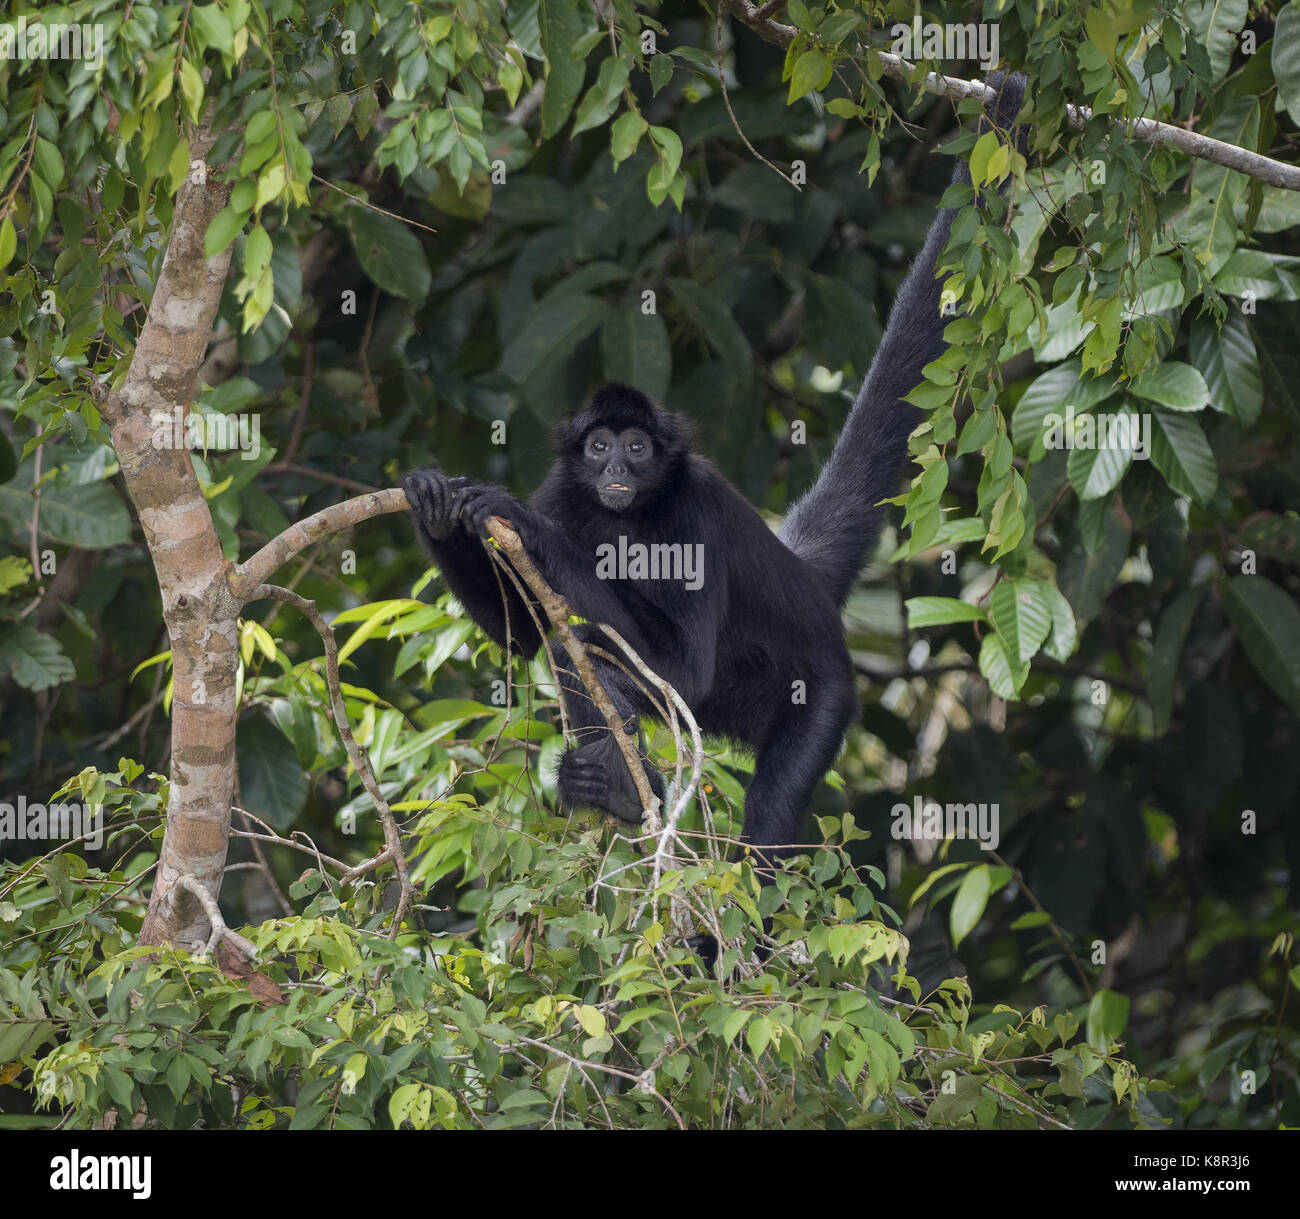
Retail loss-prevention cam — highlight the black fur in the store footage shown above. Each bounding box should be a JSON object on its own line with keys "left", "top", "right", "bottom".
{"left": 404, "top": 73, "right": 1027, "bottom": 869}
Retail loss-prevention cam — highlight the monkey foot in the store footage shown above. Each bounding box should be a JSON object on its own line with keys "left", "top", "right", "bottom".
{"left": 556, "top": 747, "right": 647, "bottom": 823}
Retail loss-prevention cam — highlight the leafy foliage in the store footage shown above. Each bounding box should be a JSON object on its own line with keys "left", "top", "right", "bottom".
{"left": 2, "top": 797, "right": 1158, "bottom": 1129}
{"left": 1, "top": 0, "right": 1298, "bottom": 1130}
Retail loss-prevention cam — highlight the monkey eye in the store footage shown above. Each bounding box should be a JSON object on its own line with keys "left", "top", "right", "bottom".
{"left": 628, "top": 441, "right": 644, "bottom": 454}
{"left": 590, "top": 440, "right": 607, "bottom": 454}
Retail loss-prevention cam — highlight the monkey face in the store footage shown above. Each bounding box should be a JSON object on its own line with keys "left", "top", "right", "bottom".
{"left": 582, "top": 425, "right": 656, "bottom": 510}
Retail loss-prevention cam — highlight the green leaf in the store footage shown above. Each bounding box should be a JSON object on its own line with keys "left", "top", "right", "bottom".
{"left": 0, "top": 216, "right": 15, "bottom": 269}
{"left": 722, "top": 1007, "right": 752, "bottom": 1046}
{"left": 1186, "top": 97, "right": 1258, "bottom": 275}
{"left": 666, "top": 278, "right": 750, "bottom": 376}
{"left": 950, "top": 866, "right": 992, "bottom": 948}
{"left": 905, "top": 596, "right": 988, "bottom": 629}
{"left": 501, "top": 294, "right": 605, "bottom": 385}
{"left": 1149, "top": 409, "right": 1217, "bottom": 503}
{"left": 538, "top": 0, "right": 587, "bottom": 138}
{"left": 1187, "top": 0, "right": 1249, "bottom": 81}
{"left": 926, "top": 1072, "right": 986, "bottom": 1124}
{"left": 255, "top": 162, "right": 286, "bottom": 210}
{"left": 205, "top": 204, "right": 249, "bottom": 257}
{"left": 1086, "top": 989, "right": 1130, "bottom": 1052}
{"left": 647, "top": 125, "right": 682, "bottom": 180}
{"left": 1188, "top": 313, "right": 1262, "bottom": 426}
{"left": 1149, "top": 587, "right": 1205, "bottom": 734}
{"left": 244, "top": 225, "right": 273, "bottom": 279}
{"left": 1061, "top": 510, "right": 1129, "bottom": 621}
{"left": 1273, "top": 1, "right": 1300, "bottom": 126}
{"left": 1066, "top": 406, "right": 1139, "bottom": 501}
{"left": 237, "top": 713, "right": 309, "bottom": 830}
{"left": 787, "top": 50, "right": 832, "bottom": 103}
{"left": 31, "top": 480, "right": 132, "bottom": 548}
{"left": 601, "top": 308, "right": 670, "bottom": 401}
{"left": 1123, "top": 256, "right": 1186, "bottom": 317}
{"left": 979, "top": 633, "right": 1027, "bottom": 700}
{"left": 609, "top": 111, "right": 647, "bottom": 166}
{"left": 1012, "top": 360, "right": 1116, "bottom": 456}
{"left": 192, "top": 3, "right": 236, "bottom": 54}
{"left": 33, "top": 138, "right": 64, "bottom": 188}
{"left": 1223, "top": 576, "right": 1300, "bottom": 712}
{"left": 572, "top": 55, "right": 632, "bottom": 136}
{"left": 1213, "top": 250, "right": 1280, "bottom": 300}
{"left": 0, "top": 623, "right": 75, "bottom": 691}
{"left": 989, "top": 580, "right": 1053, "bottom": 665}
{"left": 649, "top": 53, "right": 673, "bottom": 95}
{"left": 1035, "top": 579, "right": 1079, "bottom": 663}
{"left": 347, "top": 207, "right": 431, "bottom": 305}
{"left": 1129, "top": 362, "right": 1209, "bottom": 411}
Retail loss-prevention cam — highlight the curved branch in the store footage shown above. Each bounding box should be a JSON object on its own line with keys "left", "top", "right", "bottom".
{"left": 251, "top": 582, "right": 414, "bottom": 935}
{"left": 179, "top": 874, "right": 259, "bottom": 960}
{"left": 230, "top": 487, "right": 408, "bottom": 602}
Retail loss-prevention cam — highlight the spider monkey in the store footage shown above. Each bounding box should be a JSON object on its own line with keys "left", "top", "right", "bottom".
{"left": 404, "top": 71, "right": 1026, "bottom": 883}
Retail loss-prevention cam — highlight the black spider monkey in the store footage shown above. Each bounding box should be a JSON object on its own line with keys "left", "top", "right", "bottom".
{"left": 405, "top": 72, "right": 1026, "bottom": 876}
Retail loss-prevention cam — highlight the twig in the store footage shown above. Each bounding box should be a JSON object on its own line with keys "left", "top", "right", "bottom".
{"left": 251, "top": 583, "right": 413, "bottom": 936}
{"left": 309, "top": 173, "right": 440, "bottom": 232}
{"left": 281, "top": 338, "right": 313, "bottom": 465}
{"left": 263, "top": 462, "right": 379, "bottom": 494}
{"left": 506, "top": 1035, "right": 686, "bottom": 1129}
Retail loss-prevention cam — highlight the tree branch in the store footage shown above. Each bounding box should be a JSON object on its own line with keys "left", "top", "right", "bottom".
{"left": 250, "top": 583, "right": 414, "bottom": 935}
{"left": 229, "top": 487, "right": 408, "bottom": 602}
{"left": 721, "top": 0, "right": 1300, "bottom": 191}
{"left": 482, "top": 516, "right": 663, "bottom": 823}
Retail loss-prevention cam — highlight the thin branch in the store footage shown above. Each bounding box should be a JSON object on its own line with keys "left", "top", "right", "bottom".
{"left": 263, "top": 462, "right": 379, "bottom": 494}
{"left": 309, "top": 173, "right": 440, "bottom": 232}
{"left": 250, "top": 583, "right": 413, "bottom": 936}
{"left": 720, "top": 0, "right": 1300, "bottom": 191}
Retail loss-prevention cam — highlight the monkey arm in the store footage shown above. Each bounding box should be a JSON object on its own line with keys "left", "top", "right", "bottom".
{"left": 458, "top": 481, "right": 717, "bottom": 696}
{"left": 404, "top": 468, "right": 542, "bottom": 655}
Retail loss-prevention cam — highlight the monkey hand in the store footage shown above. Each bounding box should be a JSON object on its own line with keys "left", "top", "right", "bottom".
{"left": 457, "top": 483, "right": 537, "bottom": 547}
{"left": 403, "top": 467, "right": 472, "bottom": 542}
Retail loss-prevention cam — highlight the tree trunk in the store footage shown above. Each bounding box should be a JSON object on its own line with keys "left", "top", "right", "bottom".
{"left": 94, "top": 122, "right": 237, "bottom": 949}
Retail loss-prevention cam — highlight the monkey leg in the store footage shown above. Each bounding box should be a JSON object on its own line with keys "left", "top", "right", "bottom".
{"left": 739, "top": 672, "right": 857, "bottom": 873}
{"left": 690, "top": 672, "right": 856, "bottom": 972}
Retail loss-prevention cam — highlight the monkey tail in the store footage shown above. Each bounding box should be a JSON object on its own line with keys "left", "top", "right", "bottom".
{"left": 780, "top": 71, "right": 1027, "bottom": 607}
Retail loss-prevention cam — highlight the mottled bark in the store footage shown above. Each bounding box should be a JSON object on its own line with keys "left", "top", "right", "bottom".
{"left": 94, "top": 119, "right": 237, "bottom": 949}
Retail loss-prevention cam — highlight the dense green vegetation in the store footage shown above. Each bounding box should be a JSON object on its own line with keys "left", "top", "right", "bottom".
{"left": 1, "top": 0, "right": 1298, "bottom": 1128}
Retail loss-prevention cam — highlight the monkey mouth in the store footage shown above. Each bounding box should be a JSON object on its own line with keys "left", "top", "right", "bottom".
{"left": 597, "top": 485, "right": 634, "bottom": 509}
